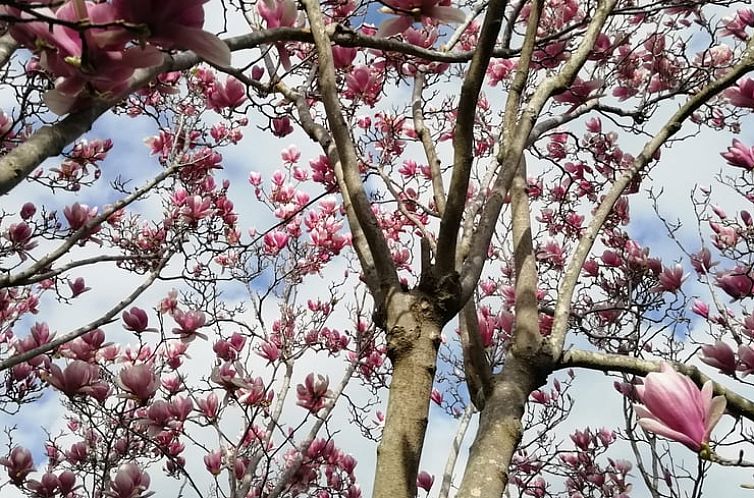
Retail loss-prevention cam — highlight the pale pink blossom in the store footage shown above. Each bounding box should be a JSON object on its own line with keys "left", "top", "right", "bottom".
{"left": 172, "top": 310, "right": 208, "bottom": 341}
{"left": 652, "top": 264, "right": 686, "bottom": 293}
{"left": 634, "top": 363, "right": 726, "bottom": 451}
{"left": 107, "top": 462, "right": 151, "bottom": 498}
{"left": 725, "top": 78, "right": 754, "bottom": 108}
{"left": 721, "top": 139, "right": 754, "bottom": 170}
{"left": 699, "top": 341, "right": 737, "bottom": 375}
{"left": 118, "top": 363, "right": 160, "bottom": 401}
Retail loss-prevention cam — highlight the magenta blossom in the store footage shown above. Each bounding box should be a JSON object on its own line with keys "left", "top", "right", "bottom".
{"left": 377, "top": 0, "right": 466, "bottom": 38}
{"left": 416, "top": 470, "right": 434, "bottom": 492}
{"left": 721, "top": 139, "right": 754, "bottom": 170}
{"left": 112, "top": 0, "right": 230, "bottom": 66}
{"left": 296, "top": 373, "right": 331, "bottom": 413}
{"left": 118, "top": 363, "right": 160, "bottom": 401}
{"left": 0, "top": 446, "right": 34, "bottom": 484}
{"left": 634, "top": 363, "right": 726, "bottom": 451}
{"left": 122, "top": 307, "right": 155, "bottom": 333}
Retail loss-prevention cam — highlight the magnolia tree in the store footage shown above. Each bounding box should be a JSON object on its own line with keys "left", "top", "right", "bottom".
{"left": 3, "top": 0, "right": 754, "bottom": 497}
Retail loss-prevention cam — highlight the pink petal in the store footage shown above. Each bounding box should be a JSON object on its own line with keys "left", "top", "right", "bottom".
{"left": 425, "top": 6, "right": 467, "bottom": 24}
{"left": 377, "top": 17, "right": 413, "bottom": 38}
{"left": 165, "top": 26, "right": 231, "bottom": 67}
{"left": 638, "top": 418, "right": 701, "bottom": 451}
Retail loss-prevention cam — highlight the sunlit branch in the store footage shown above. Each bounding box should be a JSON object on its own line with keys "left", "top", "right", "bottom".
{"left": 438, "top": 404, "right": 474, "bottom": 498}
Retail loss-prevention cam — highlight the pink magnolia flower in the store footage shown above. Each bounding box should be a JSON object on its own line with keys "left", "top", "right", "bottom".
{"left": 725, "top": 78, "right": 754, "bottom": 108}
{"left": 118, "top": 363, "right": 160, "bottom": 401}
{"left": 204, "top": 450, "right": 223, "bottom": 475}
{"left": 296, "top": 373, "right": 331, "bottom": 413}
{"left": 634, "top": 363, "right": 726, "bottom": 451}
{"left": 652, "top": 264, "right": 686, "bottom": 293}
{"left": 20, "top": 202, "right": 36, "bottom": 220}
{"left": 27, "top": 472, "right": 63, "bottom": 497}
{"left": 172, "top": 309, "right": 208, "bottom": 341}
{"left": 691, "top": 300, "right": 709, "bottom": 318}
{"left": 699, "top": 341, "right": 737, "bottom": 375}
{"left": 715, "top": 267, "right": 754, "bottom": 300}
{"left": 258, "top": 341, "right": 281, "bottom": 362}
{"left": 47, "top": 360, "right": 100, "bottom": 396}
{"left": 112, "top": 0, "right": 230, "bottom": 66}
{"left": 690, "top": 247, "right": 717, "bottom": 274}
{"left": 553, "top": 78, "right": 603, "bottom": 107}
{"left": 122, "top": 307, "right": 155, "bottom": 333}
{"left": 179, "top": 195, "right": 213, "bottom": 223}
{"left": 258, "top": 0, "right": 303, "bottom": 28}
{"left": 198, "top": 392, "right": 220, "bottom": 419}
{"left": 377, "top": 0, "right": 466, "bottom": 38}
{"left": 416, "top": 470, "right": 434, "bottom": 492}
{"left": 207, "top": 77, "right": 247, "bottom": 110}
{"left": 108, "top": 463, "right": 151, "bottom": 498}
{"left": 721, "top": 139, "right": 754, "bottom": 170}
{"left": 272, "top": 117, "right": 294, "bottom": 137}
{"left": 68, "top": 277, "right": 91, "bottom": 297}
{"left": 737, "top": 345, "right": 754, "bottom": 375}
{"left": 64, "top": 203, "right": 99, "bottom": 231}
{"left": 332, "top": 46, "right": 358, "bottom": 68}
{"left": 0, "top": 446, "right": 34, "bottom": 484}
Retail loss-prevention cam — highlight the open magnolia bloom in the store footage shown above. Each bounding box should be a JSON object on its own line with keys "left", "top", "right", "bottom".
{"left": 634, "top": 363, "right": 726, "bottom": 452}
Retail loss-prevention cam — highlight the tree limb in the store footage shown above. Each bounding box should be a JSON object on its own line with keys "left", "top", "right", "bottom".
{"left": 548, "top": 36, "right": 754, "bottom": 355}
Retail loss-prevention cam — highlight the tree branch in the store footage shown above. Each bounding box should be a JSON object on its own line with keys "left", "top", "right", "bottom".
{"left": 435, "top": 0, "right": 510, "bottom": 277}
{"left": 459, "top": 299, "right": 491, "bottom": 409}
{"left": 412, "top": 72, "right": 446, "bottom": 216}
{"left": 302, "top": 0, "right": 399, "bottom": 291}
{"left": 549, "top": 37, "right": 754, "bottom": 355}
{"left": 0, "top": 257, "right": 167, "bottom": 372}
{"left": 557, "top": 349, "right": 754, "bottom": 422}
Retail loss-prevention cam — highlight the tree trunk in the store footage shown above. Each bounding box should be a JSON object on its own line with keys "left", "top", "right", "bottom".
{"left": 373, "top": 290, "right": 443, "bottom": 498}
{"left": 455, "top": 356, "right": 544, "bottom": 498}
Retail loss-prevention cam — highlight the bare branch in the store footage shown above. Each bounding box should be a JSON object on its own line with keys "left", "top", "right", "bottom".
{"left": 438, "top": 405, "right": 475, "bottom": 498}
{"left": 412, "top": 72, "right": 446, "bottom": 216}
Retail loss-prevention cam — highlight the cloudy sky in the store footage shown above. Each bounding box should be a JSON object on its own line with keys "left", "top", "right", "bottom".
{"left": 3, "top": 2, "right": 754, "bottom": 498}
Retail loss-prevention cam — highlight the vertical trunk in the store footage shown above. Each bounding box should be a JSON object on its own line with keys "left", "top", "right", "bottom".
{"left": 455, "top": 356, "right": 543, "bottom": 498}
{"left": 373, "top": 290, "right": 443, "bottom": 498}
